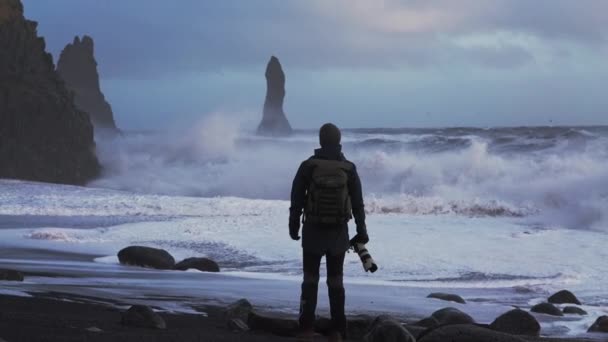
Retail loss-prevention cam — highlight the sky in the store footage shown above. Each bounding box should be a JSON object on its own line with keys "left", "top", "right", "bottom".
{"left": 23, "top": 0, "right": 608, "bottom": 130}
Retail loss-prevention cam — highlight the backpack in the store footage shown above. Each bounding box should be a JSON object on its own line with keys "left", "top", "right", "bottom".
{"left": 304, "top": 159, "right": 353, "bottom": 225}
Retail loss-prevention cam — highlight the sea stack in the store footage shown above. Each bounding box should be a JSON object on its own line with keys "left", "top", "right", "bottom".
{"left": 57, "top": 35, "right": 118, "bottom": 132}
{"left": 0, "top": 0, "right": 100, "bottom": 184}
{"left": 256, "top": 56, "right": 292, "bottom": 136}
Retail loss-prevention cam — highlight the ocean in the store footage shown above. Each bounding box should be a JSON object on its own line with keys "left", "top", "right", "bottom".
{"left": 1, "top": 124, "right": 607, "bottom": 336}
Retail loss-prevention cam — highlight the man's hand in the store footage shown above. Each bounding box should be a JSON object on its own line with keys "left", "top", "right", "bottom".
{"left": 352, "top": 232, "right": 369, "bottom": 244}
{"left": 289, "top": 217, "right": 301, "bottom": 241}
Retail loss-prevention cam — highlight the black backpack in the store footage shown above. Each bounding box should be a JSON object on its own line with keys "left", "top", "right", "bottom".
{"left": 304, "top": 159, "right": 352, "bottom": 225}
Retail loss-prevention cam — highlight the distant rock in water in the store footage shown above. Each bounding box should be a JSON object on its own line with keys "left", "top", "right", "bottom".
{"left": 256, "top": 56, "right": 292, "bottom": 136}
{"left": 57, "top": 35, "right": 118, "bottom": 132}
{"left": 0, "top": 0, "right": 99, "bottom": 185}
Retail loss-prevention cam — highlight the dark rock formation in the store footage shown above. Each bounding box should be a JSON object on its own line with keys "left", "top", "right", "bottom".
{"left": 121, "top": 305, "right": 166, "bottom": 329}
{"left": 247, "top": 311, "right": 298, "bottom": 337}
{"left": 548, "top": 289, "right": 581, "bottom": 305}
{"left": 427, "top": 292, "right": 466, "bottom": 304}
{"left": 117, "top": 246, "right": 175, "bottom": 270}
{"left": 364, "top": 315, "right": 415, "bottom": 342}
{"left": 489, "top": 309, "right": 540, "bottom": 336}
{"left": 414, "top": 316, "right": 439, "bottom": 328}
{"left": 563, "top": 306, "right": 587, "bottom": 315}
{"left": 0, "top": 0, "right": 100, "bottom": 185}
{"left": 174, "top": 257, "right": 220, "bottom": 272}
{"left": 418, "top": 324, "right": 526, "bottom": 342}
{"left": 256, "top": 56, "right": 292, "bottom": 136}
{"left": 0, "top": 269, "right": 24, "bottom": 281}
{"left": 431, "top": 307, "right": 475, "bottom": 325}
{"left": 57, "top": 35, "right": 118, "bottom": 132}
{"left": 224, "top": 298, "right": 252, "bottom": 331}
{"left": 588, "top": 316, "right": 608, "bottom": 333}
{"left": 530, "top": 302, "right": 563, "bottom": 316}
{"left": 315, "top": 315, "right": 373, "bottom": 340}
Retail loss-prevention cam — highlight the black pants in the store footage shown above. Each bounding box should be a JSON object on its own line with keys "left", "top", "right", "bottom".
{"left": 299, "top": 251, "right": 346, "bottom": 335}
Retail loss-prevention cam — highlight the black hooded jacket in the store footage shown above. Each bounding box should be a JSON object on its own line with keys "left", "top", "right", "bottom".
{"left": 289, "top": 145, "right": 366, "bottom": 255}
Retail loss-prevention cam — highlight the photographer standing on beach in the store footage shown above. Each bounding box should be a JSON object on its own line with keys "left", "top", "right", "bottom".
{"left": 289, "top": 123, "right": 368, "bottom": 341}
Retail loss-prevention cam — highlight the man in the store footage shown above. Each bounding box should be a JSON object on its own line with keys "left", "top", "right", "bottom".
{"left": 289, "top": 123, "right": 368, "bottom": 341}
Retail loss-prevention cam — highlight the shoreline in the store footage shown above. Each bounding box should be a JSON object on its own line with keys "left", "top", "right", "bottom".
{"left": 0, "top": 292, "right": 600, "bottom": 342}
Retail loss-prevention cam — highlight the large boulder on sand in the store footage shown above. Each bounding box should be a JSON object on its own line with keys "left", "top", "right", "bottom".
{"left": 427, "top": 292, "right": 466, "bottom": 304}
{"left": 57, "top": 35, "right": 118, "bottom": 132}
{"left": 0, "top": 269, "right": 24, "bottom": 281}
{"left": 121, "top": 305, "right": 166, "bottom": 329}
{"left": 364, "top": 315, "right": 415, "bottom": 342}
{"left": 174, "top": 257, "right": 220, "bottom": 272}
{"left": 117, "top": 246, "right": 175, "bottom": 270}
{"left": 530, "top": 302, "right": 563, "bottom": 316}
{"left": 431, "top": 307, "right": 475, "bottom": 325}
{"left": 548, "top": 289, "right": 581, "bottom": 305}
{"left": 418, "top": 324, "right": 526, "bottom": 342}
{"left": 588, "top": 316, "right": 608, "bottom": 333}
{"left": 489, "top": 308, "right": 540, "bottom": 336}
{"left": 256, "top": 56, "right": 292, "bottom": 136}
{"left": 0, "top": 0, "right": 99, "bottom": 185}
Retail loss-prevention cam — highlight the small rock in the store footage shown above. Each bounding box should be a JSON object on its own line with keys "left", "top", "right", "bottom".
{"left": 0, "top": 269, "right": 24, "bottom": 281}
{"left": 227, "top": 318, "right": 249, "bottom": 332}
{"left": 121, "top": 305, "right": 166, "bottom": 329}
{"left": 431, "top": 307, "right": 475, "bottom": 325}
{"left": 117, "top": 246, "right": 175, "bottom": 270}
{"left": 588, "top": 316, "right": 608, "bottom": 333}
{"left": 248, "top": 311, "right": 298, "bottom": 336}
{"left": 530, "top": 302, "right": 563, "bottom": 316}
{"left": 418, "top": 324, "right": 526, "bottom": 342}
{"left": 364, "top": 315, "right": 415, "bottom": 342}
{"left": 548, "top": 290, "right": 581, "bottom": 305}
{"left": 490, "top": 308, "right": 540, "bottom": 336}
{"left": 224, "top": 299, "right": 253, "bottom": 325}
{"left": 427, "top": 292, "right": 466, "bottom": 304}
{"left": 174, "top": 257, "right": 220, "bottom": 272}
{"left": 563, "top": 306, "right": 587, "bottom": 315}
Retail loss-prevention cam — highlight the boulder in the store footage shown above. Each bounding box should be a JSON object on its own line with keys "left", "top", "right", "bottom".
{"left": 0, "top": 0, "right": 100, "bottom": 185}
{"left": 364, "top": 315, "right": 415, "bottom": 342}
{"left": 0, "top": 269, "right": 24, "bottom": 281}
{"left": 418, "top": 324, "right": 526, "bottom": 342}
{"left": 247, "top": 311, "right": 298, "bottom": 337}
{"left": 174, "top": 257, "right": 220, "bottom": 272}
{"left": 588, "top": 316, "right": 608, "bottom": 333}
{"left": 414, "top": 316, "right": 439, "bottom": 328}
{"left": 530, "top": 302, "right": 563, "bottom": 316}
{"left": 256, "top": 56, "right": 292, "bottom": 136}
{"left": 548, "top": 290, "right": 581, "bottom": 305}
{"left": 56, "top": 35, "right": 118, "bottom": 132}
{"left": 563, "top": 306, "right": 587, "bottom": 315}
{"left": 431, "top": 307, "right": 475, "bottom": 325}
{"left": 224, "top": 299, "right": 253, "bottom": 327}
{"left": 489, "top": 308, "right": 540, "bottom": 336}
{"left": 117, "top": 246, "right": 175, "bottom": 270}
{"left": 427, "top": 292, "right": 466, "bottom": 304}
{"left": 121, "top": 305, "right": 166, "bottom": 329}
{"left": 314, "top": 315, "right": 373, "bottom": 339}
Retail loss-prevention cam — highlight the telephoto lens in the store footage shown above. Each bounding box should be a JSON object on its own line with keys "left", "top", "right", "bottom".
{"left": 350, "top": 239, "right": 378, "bottom": 273}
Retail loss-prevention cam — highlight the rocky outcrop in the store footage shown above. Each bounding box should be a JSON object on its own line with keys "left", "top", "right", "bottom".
{"left": 57, "top": 35, "right": 118, "bottom": 132}
{"left": 364, "top": 316, "right": 415, "bottom": 342}
{"left": 174, "top": 257, "right": 220, "bottom": 272}
{"left": 0, "top": 269, "right": 24, "bottom": 281}
{"left": 563, "top": 306, "right": 587, "bottom": 315}
{"left": 548, "top": 289, "right": 581, "bottom": 305}
{"left": 588, "top": 316, "right": 608, "bottom": 333}
{"left": 489, "top": 309, "right": 540, "bottom": 336}
{"left": 427, "top": 292, "right": 466, "bottom": 304}
{"left": 256, "top": 56, "right": 292, "bottom": 136}
{"left": 117, "top": 246, "right": 175, "bottom": 270}
{"left": 430, "top": 307, "right": 475, "bottom": 325}
{"left": 530, "top": 302, "right": 563, "bottom": 316}
{"left": 121, "top": 305, "right": 166, "bottom": 329}
{"left": 0, "top": 0, "right": 100, "bottom": 185}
